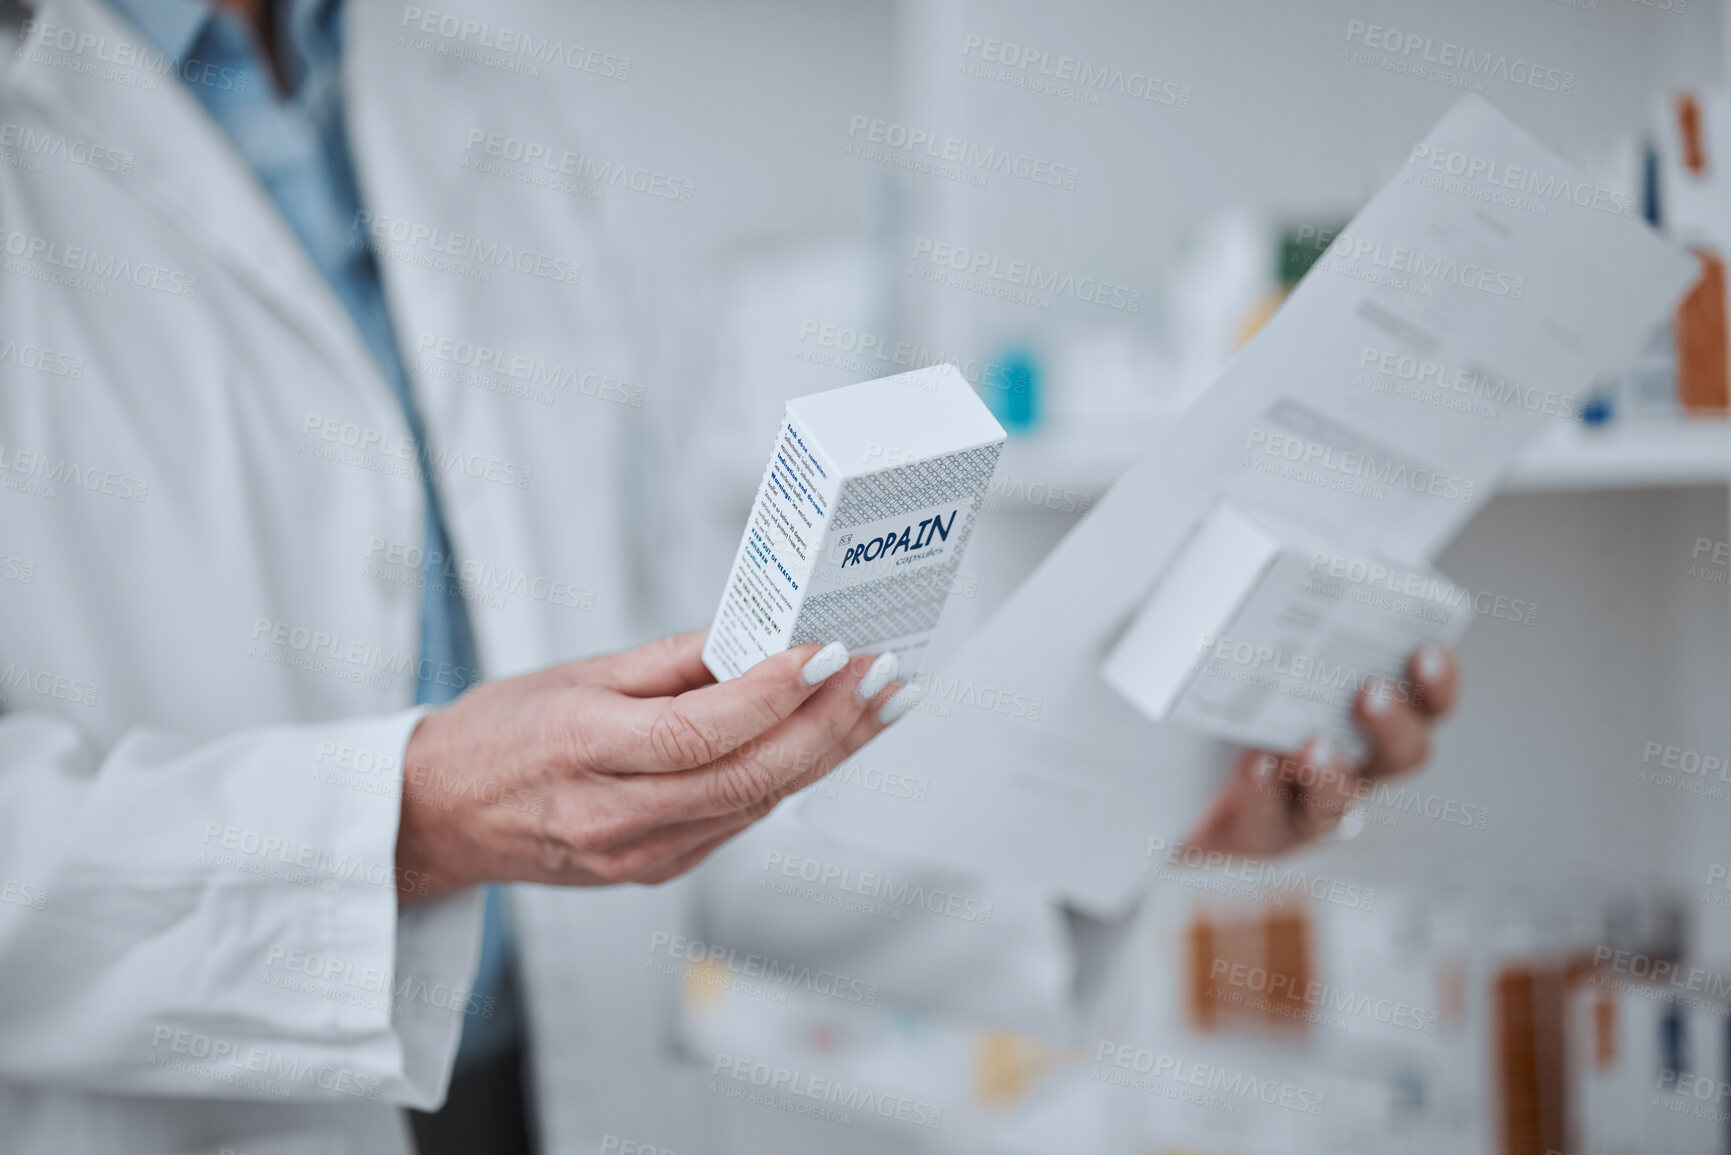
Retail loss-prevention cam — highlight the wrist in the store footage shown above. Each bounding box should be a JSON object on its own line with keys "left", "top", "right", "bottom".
{"left": 397, "top": 711, "right": 464, "bottom": 903}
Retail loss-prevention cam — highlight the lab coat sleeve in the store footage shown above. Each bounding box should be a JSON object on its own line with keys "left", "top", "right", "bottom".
{"left": 0, "top": 706, "right": 485, "bottom": 1109}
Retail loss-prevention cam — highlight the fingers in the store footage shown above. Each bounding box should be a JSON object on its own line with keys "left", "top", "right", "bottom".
{"left": 1182, "top": 645, "right": 1460, "bottom": 857}
{"left": 691, "top": 652, "right": 884, "bottom": 811}
{"left": 575, "top": 641, "right": 840, "bottom": 775}
{"left": 533, "top": 650, "right": 915, "bottom": 889}
{"left": 1287, "top": 738, "right": 1358, "bottom": 840}
{"left": 604, "top": 656, "right": 905, "bottom": 825}
{"left": 1184, "top": 741, "right": 1357, "bottom": 855}
{"left": 1407, "top": 642, "right": 1459, "bottom": 718}
{"left": 1356, "top": 683, "right": 1432, "bottom": 780}
{"left": 1182, "top": 752, "right": 1273, "bottom": 854}
{"left": 569, "top": 629, "right": 718, "bottom": 697}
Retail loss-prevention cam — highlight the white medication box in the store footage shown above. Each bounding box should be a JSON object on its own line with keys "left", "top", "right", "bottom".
{"left": 1100, "top": 501, "right": 1473, "bottom": 760}
{"left": 702, "top": 365, "right": 1006, "bottom": 682}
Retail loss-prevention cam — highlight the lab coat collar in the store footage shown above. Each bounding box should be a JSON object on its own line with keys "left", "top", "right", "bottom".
{"left": 5, "top": 0, "right": 391, "bottom": 404}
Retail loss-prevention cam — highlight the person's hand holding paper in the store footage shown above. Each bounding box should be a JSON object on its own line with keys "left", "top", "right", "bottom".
{"left": 1186, "top": 642, "right": 1460, "bottom": 854}
{"left": 799, "top": 94, "right": 1699, "bottom": 912}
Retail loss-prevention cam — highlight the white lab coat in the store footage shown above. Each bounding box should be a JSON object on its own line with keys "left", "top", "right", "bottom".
{"left": 0, "top": 1, "right": 1115, "bottom": 1151}
{"left": 0, "top": 0, "right": 660, "bottom": 1150}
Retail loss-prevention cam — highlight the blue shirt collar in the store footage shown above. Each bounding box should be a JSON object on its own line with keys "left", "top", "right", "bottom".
{"left": 105, "top": 0, "right": 342, "bottom": 95}
{"left": 107, "top": 0, "right": 208, "bottom": 64}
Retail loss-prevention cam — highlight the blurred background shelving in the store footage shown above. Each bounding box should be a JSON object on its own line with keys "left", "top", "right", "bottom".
{"left": 996, "top": 415, "right": 1731, "bottom": 501}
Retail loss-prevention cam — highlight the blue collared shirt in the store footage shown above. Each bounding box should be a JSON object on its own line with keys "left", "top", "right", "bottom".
{"left": 107, "top": 0, "right": 517, "bottom": 1068}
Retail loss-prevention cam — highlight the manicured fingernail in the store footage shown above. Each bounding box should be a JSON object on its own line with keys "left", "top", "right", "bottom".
{"left": 856, "top": 652, "right": 900, "bottom": 702}
{"left": 1417, "top": 643, "right": 1446, "bottom": 683}
{"left": 1324, "top": 804, "right": 1368, "bottom": 843}
{"left": 1365, "top": 685, "right": 1393, "bottom": 716}
{"left": 1309, "top": 737, "right": 1338, "bottom": 768}
{"left": 800, "top": 642, "right": 850, "bottom": 685}
{"left": 877, "top": 684, "right": 923, "bottom": 724}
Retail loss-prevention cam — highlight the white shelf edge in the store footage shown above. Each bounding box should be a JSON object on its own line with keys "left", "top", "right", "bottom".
{"left": 998, "top": 418, "right": 1731, "bottom": 501}
{"left": 1504, "top": 421, "right": 1731, "bottom": 493}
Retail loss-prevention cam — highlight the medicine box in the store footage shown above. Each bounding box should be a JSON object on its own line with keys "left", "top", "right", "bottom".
{"left": 1101, "top": 501, "right": 1473, "bottom": 760}
{"left": 702, "top": 364, "right": 1006, "bottom": 682}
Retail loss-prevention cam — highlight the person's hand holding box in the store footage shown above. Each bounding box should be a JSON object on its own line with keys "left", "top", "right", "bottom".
{"left": 395, "top": 629, "right": 910, "bottom": 897}
{"left": 1185, "top": 642, "right": 1460, "bottom": 854}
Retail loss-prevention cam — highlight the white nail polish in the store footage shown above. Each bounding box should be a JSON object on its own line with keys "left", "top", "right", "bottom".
{"left": 877, "top": 684, "right": 923, "bottom": 724}
{"left": 1324, "top": 803, "right": 1367, "bottom": 843}
{"left": 1417, "top": 643, "right": 1445, "bottom": 683}
{"left": 1366, "top": 686, "right": 1393, "bottom": 716}
{"left": 1310, "top": 737, "right": 1337, "bottom": 768}
{"left": 800, "top": 642, "right": 850, "bottom": 685}
{"left": 856, "top": 652, "right": 900, "bottom": 702}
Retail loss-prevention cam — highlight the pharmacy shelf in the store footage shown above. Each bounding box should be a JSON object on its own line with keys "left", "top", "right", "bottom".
{"left": 1503, "top": 419, "right": 1731, "bottom": 492}
{"left": 997, "top": 416, "right": 1730, "bottom": 506}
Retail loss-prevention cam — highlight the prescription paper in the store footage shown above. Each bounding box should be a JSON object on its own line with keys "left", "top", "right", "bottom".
{"left": 799, "top": 95, "right": 1699, "bottom": 913}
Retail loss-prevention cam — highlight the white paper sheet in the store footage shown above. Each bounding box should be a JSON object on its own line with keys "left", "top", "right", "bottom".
{"left": 798, "top": 95, "right": 1700, "bottom": 914}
